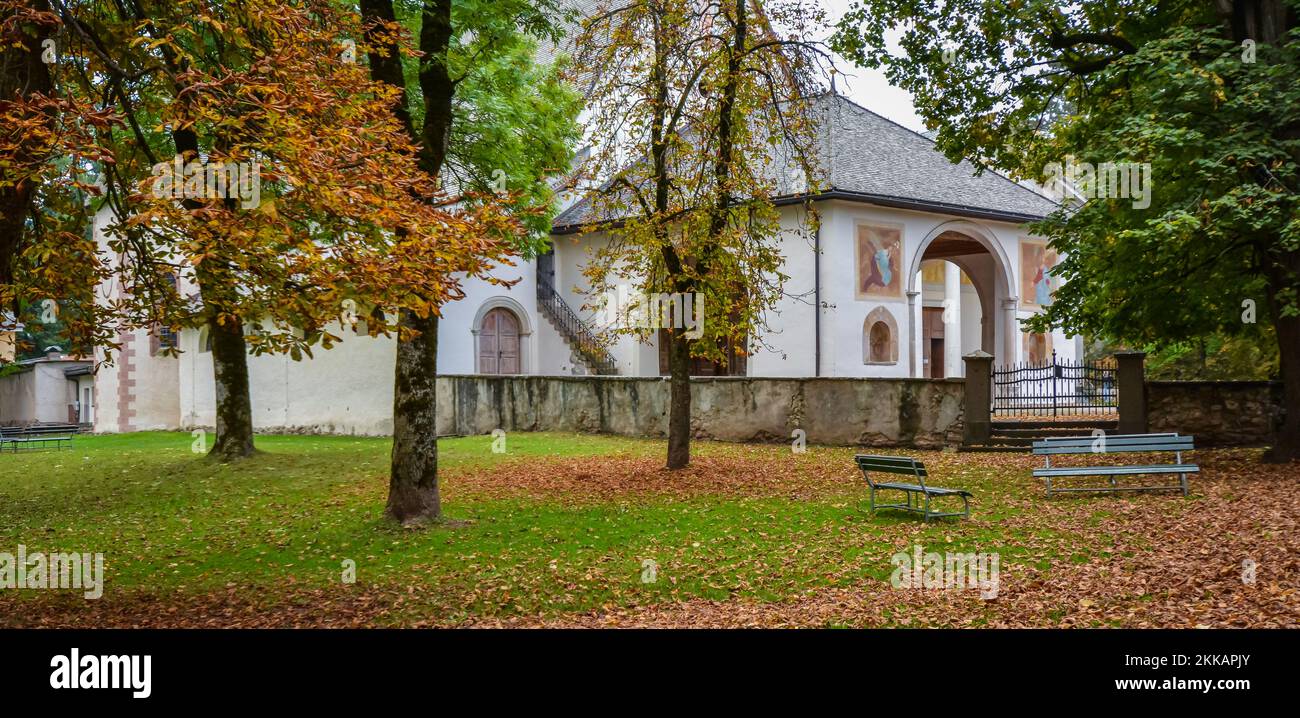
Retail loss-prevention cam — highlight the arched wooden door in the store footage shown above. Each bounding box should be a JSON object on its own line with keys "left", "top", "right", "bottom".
{"left": 479, "top": 308, "right": 521, "bottom": 374}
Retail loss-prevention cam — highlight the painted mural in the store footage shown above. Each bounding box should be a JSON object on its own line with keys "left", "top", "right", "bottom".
{"left": 1023, "top": 331, "right": 1053, "bottom": 365}
{"left": 856, "top": 223, "right": 903, "bottom": 299}
{"left": 1020, "top": 240, "right": 1058, "bottom": 307}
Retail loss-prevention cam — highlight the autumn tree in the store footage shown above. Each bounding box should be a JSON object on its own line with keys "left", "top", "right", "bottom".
{"left": 360, "top": 0, "right": 580, "bottom": 522}
{"left": 0, "top": 0, "right": 117, "bottom": 358}
{"left": 834, "top": 0, "right": 1300, "bottom": 461}
{"left": 574, "top": 0, "right": 829, "bottom": 469}
{"left": 31, "top": 0, "right": 522, "bottom": 461}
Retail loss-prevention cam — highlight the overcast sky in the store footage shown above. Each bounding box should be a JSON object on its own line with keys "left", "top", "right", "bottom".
{"left": 814, "top": 0, "right": 926, "bottom": 133}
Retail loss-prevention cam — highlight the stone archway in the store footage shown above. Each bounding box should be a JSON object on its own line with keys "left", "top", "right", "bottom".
{"left": 906, "top": 221, "right": 1017, "bottom": 376}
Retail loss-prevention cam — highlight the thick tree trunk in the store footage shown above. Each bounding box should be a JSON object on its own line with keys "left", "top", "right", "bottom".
{"left": 666, "top": 329, "right": 691, "bottom": 469}
{"left": 1264, "top": 249, "right": 1300, "bottom": 462}
{"left": 207, "top": 314, "right": 255, "bottom": 460}
{"left": 1269, "top": 309, "right": 1300, "bottom": 462}
{"left": 0, "top": 0, "right": 55, "bottom": 316}
{"left": 362, "top": 0, "right": 453, "bottom": 523}
{"left": 387, "top": 310, "right": 441, "bottom": 522}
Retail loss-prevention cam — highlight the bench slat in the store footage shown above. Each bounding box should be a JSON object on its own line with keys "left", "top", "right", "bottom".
{"left": 1033, "top": 443, "right": 1194, "bottom": 455}
{"left": 1034, "top": 463, "right": 1199, "bottom": 477}
{"left": 1034, "top": 433, "right": 1185, "bottom": 443}
{"left": 1032, "top": 434, "right": 1194, "bottom": 454}
{"left": 1033, "top": 434, "right": 1189, "bottom": 446}
{"left": 854, "top": 455, "right": 926, "bottom": 476}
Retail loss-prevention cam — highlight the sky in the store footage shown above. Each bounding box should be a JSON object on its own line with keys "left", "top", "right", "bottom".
{"left": 812, "top": 0, "right": 926, "bottom": 133}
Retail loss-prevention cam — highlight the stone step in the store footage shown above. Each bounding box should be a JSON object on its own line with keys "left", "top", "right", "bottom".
{"left": 991, "top": 426, "right": 1117, "bottom": 438}
{"left": 991, "top": 419, "right": 1119, "bottom": 431}
{"left": 957, "top": 444, "right": 1029, "bottom": 453}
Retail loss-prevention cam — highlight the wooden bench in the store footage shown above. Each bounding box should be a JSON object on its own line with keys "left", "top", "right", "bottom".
{"left": 1032, "top": 433, "right": 1198, "bottom": 497}
{"left": 854, "top": 454, "right": 971, "bottom": 521}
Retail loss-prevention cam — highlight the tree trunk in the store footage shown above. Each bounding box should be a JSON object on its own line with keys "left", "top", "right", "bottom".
{"left": 1269, "top": 309, "right": 1300, "bottom": 462}
{"left": 362, "top": 0, "right": 453, "bottom": 523}
{"left": 1264, "top": 249, "right": 1300, "bottom": 463}
{"left": 666, "top": 329, "right": 691, "bottom": 469}
{"left": 0, "top": 0, "right": 55, "bottom": 316}
{"left": 387, "top": 310, "right": 441, "bottom": 522}
{"left": 207, "top": 313, "right": 255, "bottom": 460}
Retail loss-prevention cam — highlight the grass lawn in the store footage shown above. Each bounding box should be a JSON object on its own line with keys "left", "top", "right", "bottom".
{"left": 0, "top": 431, "right": 1295, "bottom": 627}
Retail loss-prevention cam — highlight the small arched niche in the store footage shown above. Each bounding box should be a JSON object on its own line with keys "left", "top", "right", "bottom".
{"left": 863, "top": 306, "right": 899, "bottom": 365}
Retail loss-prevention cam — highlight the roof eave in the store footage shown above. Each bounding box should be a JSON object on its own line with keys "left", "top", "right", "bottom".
{"left": 550, "top": 189, "right": 1053, "bottom": 235}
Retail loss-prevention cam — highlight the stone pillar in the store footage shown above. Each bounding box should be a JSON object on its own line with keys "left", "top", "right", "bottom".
{"left": 944, "top": 262, "right": 962, "bottom": 377}
{"left": 906, "top": 290, "right": 920, "bottom": 377}
{"left": 1001, "top": 296, "right": 1019, "bottom": 366}
{"left": 962, "top": 350, "right": 994, "bottom": 445}
{"left": 1115, "top": 351, "right": 1148, "bottom": 434}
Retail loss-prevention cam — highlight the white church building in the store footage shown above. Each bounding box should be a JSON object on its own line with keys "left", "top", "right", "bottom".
{"left": 87, "top": 93, "right": 1075, "bottom": 436}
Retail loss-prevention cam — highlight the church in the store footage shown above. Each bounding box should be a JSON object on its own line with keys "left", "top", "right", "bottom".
{"left": 86, "top": 93, "right": 1075, "bottom": 436}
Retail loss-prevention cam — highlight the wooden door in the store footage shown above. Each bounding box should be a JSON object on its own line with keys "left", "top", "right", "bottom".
{"left": 922, "top": 307, "right": 946, "bottom": 378}
{"left": 479, "top": 308, "right": 521, "bottom": 374}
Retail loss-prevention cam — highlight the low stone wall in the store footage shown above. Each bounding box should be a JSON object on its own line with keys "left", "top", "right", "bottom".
{"left": 436, "top": 375, "right": 966, "bottom": 448}
{"left": 1146, "top": 380, "right": 1284, "bottom": 447}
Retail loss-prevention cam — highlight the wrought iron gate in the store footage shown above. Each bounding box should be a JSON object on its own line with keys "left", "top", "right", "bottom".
{"left": 992, "top": 351, "right": 1117, "bottom": 418}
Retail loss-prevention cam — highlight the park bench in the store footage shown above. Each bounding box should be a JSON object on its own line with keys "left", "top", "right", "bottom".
{"left": 1032, "top": 433, "right": 1198, "bottom": 497}
{"left": 0, "top": 424, "right": 79, "bottom": 453}
{"left": 0, "top": 423, "right": 80, "bottom": 437}
{"left": 1, "top": 435, "right": 74, "bottom": 452}
{"left": 854, "top": 454, "right": 971, "bottom": 521}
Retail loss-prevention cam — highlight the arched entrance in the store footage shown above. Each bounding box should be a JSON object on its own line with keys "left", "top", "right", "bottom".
{"left": 906, "top": 221, "right": 1017, "bottom": 377}
{"left": 477, "top": 307, "right": 521, "bottom": 374}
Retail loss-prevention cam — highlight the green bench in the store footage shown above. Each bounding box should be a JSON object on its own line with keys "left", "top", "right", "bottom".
{"left": 1, "top": 435, "right": 74, "bottom": 452}
{"left": 1032, "top": 433, "right": 1198, "bottom": 497}
{"left": 0, "top": 424, "right": 81, "bottom": 453}
{"left": 854, "top": 454, "right": 971, "bottom": 521}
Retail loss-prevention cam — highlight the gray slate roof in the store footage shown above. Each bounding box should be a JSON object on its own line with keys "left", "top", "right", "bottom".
{"left": 553, "top": 93, "right": 1059, "bottom": 231}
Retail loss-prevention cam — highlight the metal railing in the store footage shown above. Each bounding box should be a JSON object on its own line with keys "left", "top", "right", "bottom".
{"left": 536, "top": 276, "right": 618, "bottom": 375}
{"left": 993, "top": 351, "right": 1117, "bottom": 418}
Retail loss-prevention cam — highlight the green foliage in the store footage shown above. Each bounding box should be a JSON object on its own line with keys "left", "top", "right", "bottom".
{"left": 393, "top": 0, "right": 583, "bottom": 253}
{"left": 1142, "top": 332, "right": 1279, "bottom": 380}
{"left": 832, "top": 1, "right": 1300, "bottom": 351}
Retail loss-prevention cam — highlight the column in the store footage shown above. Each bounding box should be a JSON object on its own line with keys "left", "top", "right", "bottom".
{"left": 1001, "top": 296, "right": 1019, "bottom": 366}
{"left": 944, "top": 262, "right": 962, "bottom": 377}
{"left": 906, "top": 289, "right": 920, "bottom": 377}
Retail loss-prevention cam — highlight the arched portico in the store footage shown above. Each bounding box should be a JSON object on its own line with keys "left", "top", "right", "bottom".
{"left": 906, "top": 220, "right": 1018, "bottom": 376}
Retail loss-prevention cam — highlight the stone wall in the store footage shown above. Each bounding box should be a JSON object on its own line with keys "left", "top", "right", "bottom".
{"left": 436, "top": 375, "right": 966, "bottom": 448}
{"left": 1146, "top": 381, "right": 1284, "bottom": 447}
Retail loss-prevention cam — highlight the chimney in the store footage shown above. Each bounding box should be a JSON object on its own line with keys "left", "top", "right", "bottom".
{"left": 44, "top": 345, "right": 63, "bottom": 360}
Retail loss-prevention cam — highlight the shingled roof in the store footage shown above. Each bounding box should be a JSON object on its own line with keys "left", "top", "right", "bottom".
{"left": 552, "top": 93, "right": 1059, "bottom": 232}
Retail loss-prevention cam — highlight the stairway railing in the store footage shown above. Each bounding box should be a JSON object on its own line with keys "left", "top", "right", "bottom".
{"left": 536, "top": 276, "right": 618, "bottom": 375}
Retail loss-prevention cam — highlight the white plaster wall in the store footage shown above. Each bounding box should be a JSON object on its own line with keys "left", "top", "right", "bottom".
{"left": 0, "top": 370, "right": 36, "bottom": 424}
{"left": 181, "top": 321, "right": 395, "bottom": 435}
{"left": 39, "top": 363, "right": 77, "bottom": 423}
{"left": 746, "top": 205, "right": 819, "bottom": 377}
{"left": 0, "top": 362, "right": 86, "bottom": 424}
